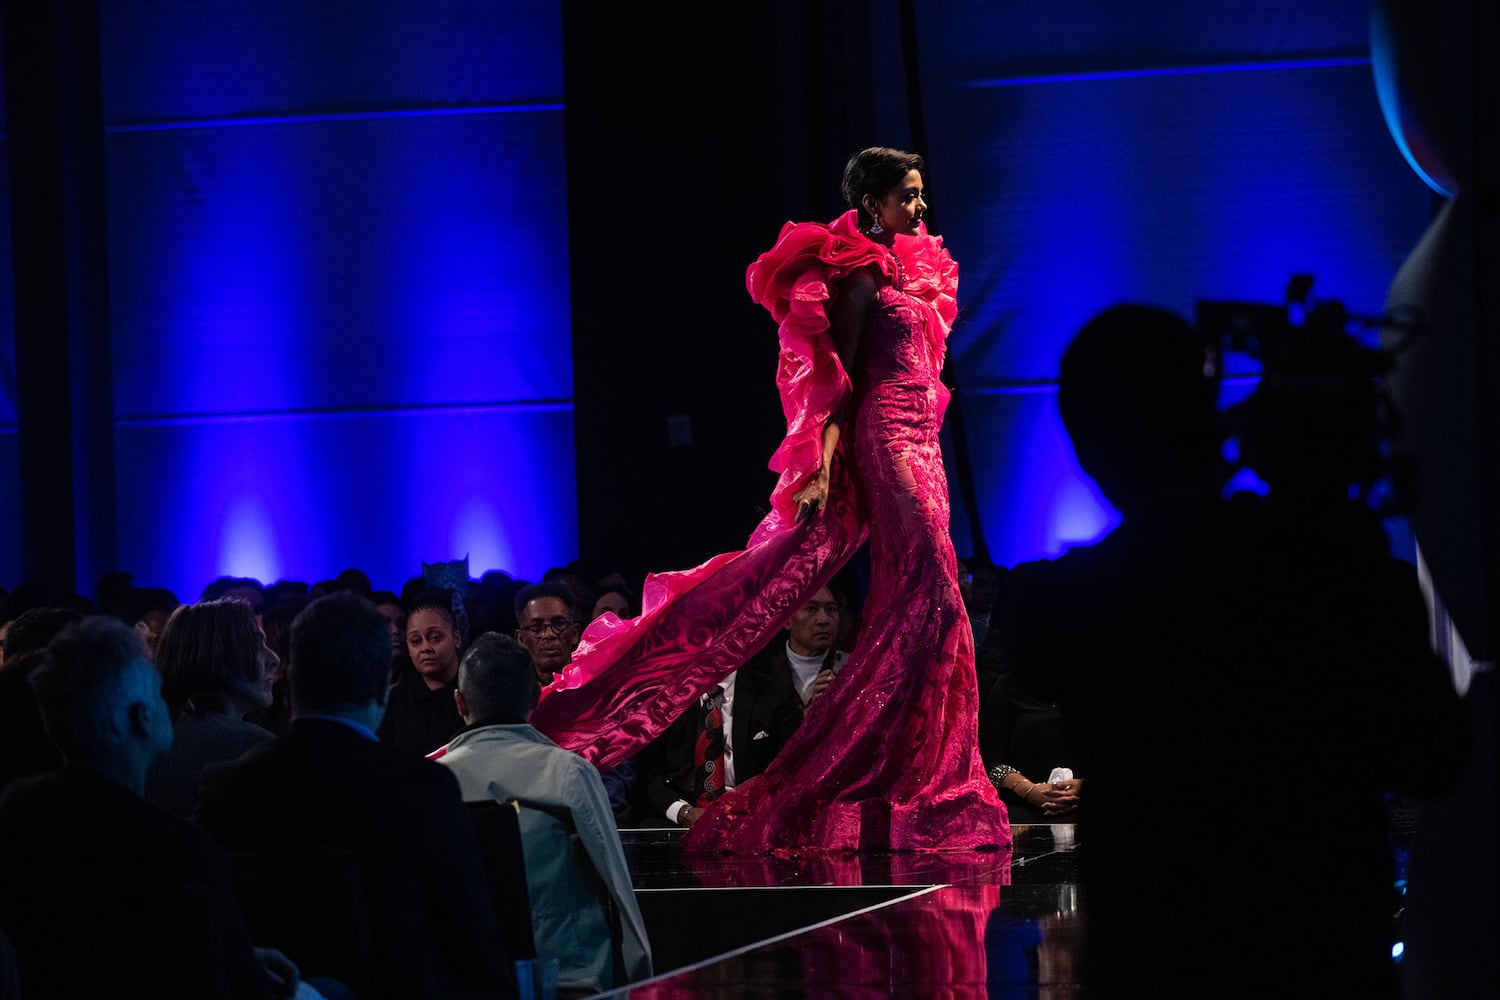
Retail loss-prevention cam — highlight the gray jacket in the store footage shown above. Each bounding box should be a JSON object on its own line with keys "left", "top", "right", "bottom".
{"left": 438, "top": 724, "right": 652, "bottom": 993}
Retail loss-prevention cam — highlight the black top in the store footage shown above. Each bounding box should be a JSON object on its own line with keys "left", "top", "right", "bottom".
{"left": 377, "top": 674, "right": 464, "bottom": 757}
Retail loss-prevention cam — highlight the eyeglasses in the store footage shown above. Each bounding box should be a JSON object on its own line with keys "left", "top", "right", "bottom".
{"left": 518, "top": 619, "right": 577, "bottom": 637}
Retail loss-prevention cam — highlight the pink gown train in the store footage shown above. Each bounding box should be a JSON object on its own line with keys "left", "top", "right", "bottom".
{"left": 529, "top": 210, "right": 1009, "bottom": 854}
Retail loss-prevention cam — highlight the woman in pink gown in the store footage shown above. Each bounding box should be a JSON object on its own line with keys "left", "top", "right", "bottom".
{"left": 530, "top": 148, "right": 1009, "bottom": 854}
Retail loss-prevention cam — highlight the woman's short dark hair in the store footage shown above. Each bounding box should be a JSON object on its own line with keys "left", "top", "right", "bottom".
{"left": 154, "top": 598, "right": 261, "bottom": 717}
{"left": 842, "top": 147, "right": 925, "bottom": 226}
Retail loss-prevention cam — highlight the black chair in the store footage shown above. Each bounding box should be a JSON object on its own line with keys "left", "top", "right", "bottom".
{"left": 228, "top": 845, "right": 375, "bottom": 999}
{"left": 464, "top": 798, "right": 537, "bottom": 961}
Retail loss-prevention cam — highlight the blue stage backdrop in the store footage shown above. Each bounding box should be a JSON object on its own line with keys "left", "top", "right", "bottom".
{"left": 0, "top": 2, "right": 1437, "bottom": 598}
{"left": 913, "top": 2, "right": 1434, "bottom": 568}
{"left": 97, "top": 1, "right": 571, "bottom": 598}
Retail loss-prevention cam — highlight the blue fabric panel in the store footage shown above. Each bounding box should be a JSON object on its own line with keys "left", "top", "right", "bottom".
{"left": 106, "top": 110, "right": 570, "bottom": 416}
{"left": 114, "top": 405, "right": 577, "bottom": 600}
{"left": 929, "top": 1, "right": 1372, "bottom": 81}
{"left": 99, "top": 0, "right": 561, "bottom": 123}
{"left": 930, "top": 62, "right": 1430, "bottom": 387}
{"left": 93, "top": 2, "right": 573, "bottom": 595}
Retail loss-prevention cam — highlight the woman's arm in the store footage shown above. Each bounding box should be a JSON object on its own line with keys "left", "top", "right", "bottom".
{"left": 793, "top": 267, "right": 877, "bottom": 521}
{"left": 827, "top": 266, "right": 876, "bottom": 375}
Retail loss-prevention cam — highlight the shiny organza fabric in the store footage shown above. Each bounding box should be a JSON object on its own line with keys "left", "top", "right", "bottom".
{"left": 530, "top": 210, "right": 1009, "bottom": 854}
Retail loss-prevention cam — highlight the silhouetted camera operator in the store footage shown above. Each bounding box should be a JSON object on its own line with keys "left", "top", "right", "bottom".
{"left": 1001, "top": 299, "right": 1469, "bottom": 998}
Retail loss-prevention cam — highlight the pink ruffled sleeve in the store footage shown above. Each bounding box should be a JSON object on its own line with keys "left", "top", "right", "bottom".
{"left": 745, "top": 210, "right": 890, "bottom": 541}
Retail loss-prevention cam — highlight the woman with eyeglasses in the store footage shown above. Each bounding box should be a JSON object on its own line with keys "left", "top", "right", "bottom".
{"left": 531, "top": 147, "right": 1009, "bottom": 855}
{"left": 376, "top": 588, "right": 466, "bottom": 756}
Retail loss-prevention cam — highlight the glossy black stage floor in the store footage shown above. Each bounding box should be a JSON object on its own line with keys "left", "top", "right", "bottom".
{"left": 591, "top": 687, "right": 1496, "bottom": 999}
{"left": 598, "top": 823, "right": 1083, "bottom": 998}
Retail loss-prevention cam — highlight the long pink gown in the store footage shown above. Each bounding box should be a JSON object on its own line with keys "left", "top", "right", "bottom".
{"left": 530, "top": 210, "right": 1009, "bottom": 854}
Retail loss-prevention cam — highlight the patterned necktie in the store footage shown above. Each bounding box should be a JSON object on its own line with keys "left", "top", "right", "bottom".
{"left": 694, "top": 686, "right": 726, "bottom": 805}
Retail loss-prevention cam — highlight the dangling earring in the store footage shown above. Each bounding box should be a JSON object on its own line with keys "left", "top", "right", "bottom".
{"left": 868, "top": 214, "right": 885, "bottom": 235}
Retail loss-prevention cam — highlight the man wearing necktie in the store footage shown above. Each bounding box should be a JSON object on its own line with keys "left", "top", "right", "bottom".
{"left": 635, "top": 656, "right": 803, "bottom": 829}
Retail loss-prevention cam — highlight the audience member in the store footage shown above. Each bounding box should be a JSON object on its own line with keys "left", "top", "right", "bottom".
{"left": 827, "top": 564, "right": 864, "bottom": 654}
{"left": 1000, "top": 304, "right": 1470, "bottom": 996}
{"left": 0, "top": 649, "right": 65, "bottom": 794}
{"left": 540, "top": 565, "right": 594, "bottom": 624}
{"left": 633, "top": 647, "right": 802, "bottom": 829}
{"left": 265, "top": 580, "right": 310, "bottom": 609}
{"left": 194, "top": 592, "right": 511, "bottom": 1000}
{"left": 378, "top": 588, "right": 467, "bottom": 756}
{"left": 968, "top": 564, "right": 1075, "bottom": 823}
{"left": 471, "top": 571, "right": 521, "bottom": 639}
{"left": 589, "top": 586, "right": 634, "bottom": 622}
{"left": 333, "top": 568, "right": 372, "bottom": 597}
{"left": 248, "top": 597, "right": 305, "bottom": 735}
{"left": 978, "top": 679, "right": 1079, "bottom": 824}
{"left": 957, "top": 555, "right": 1002, "bottom": 648}
{"left": 513, "top": 583, "right": 581, "bottom": 686}
{"left": 307, "top": 579, "right": 338, "bottom": 602}
{"left": 369, "top": 590, "right": 406, "bottom": 651}
{"left": 0, "top": 606, "right": 84, "bottom": 671}
{"left": 95, "top": 571, "right": 137, "bottom": 621}
{"left": 144, "top": 599, "right": 277, "bottom": 816}
{"left": 0, "top": 582, "right": 62, "bottom": 630}
{"left": 0, "top": 608, "right": 85, "bottom": 792}
{"left": 766, "top": 585, "right": 847, "bottom": 712}
{"left": 439, "top": 633, "right": 652, "bottom": 996}
{"left": 968, "top": 563, "right": 1010, "bottom": 715}
{"left": 121, "top": 586, "right": 182, "bottom": 659}
{"left": 400, "top": 574, "right": 428, "bottom": 610}
{"left": 202, "top": 576, "right": 268, "bottom": 622}
{"left": 513, "top": 583, "right": 636, "bottom": 814}
{"left": 0, "top": 616, "right": 294, "bottom": 999}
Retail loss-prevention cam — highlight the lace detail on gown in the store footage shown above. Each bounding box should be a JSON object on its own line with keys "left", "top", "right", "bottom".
{"left": 530, "top": 210, "right": 1008, "bottom": 854}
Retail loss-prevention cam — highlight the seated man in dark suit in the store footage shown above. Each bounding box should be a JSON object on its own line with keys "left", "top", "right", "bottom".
{"left": 762, "top": 585, "right": 848, "bottom": 713}
{"left": 634, "top": 649, "right": 803, "bottom": 829}
{"left": 194, "top": 592, "right": 512, "bottom": 1000}
{"left": 0, "top": 616, "right": 295, "bottom": 999}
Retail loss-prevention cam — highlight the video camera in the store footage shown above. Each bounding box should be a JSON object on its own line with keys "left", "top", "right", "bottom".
{"left": 1195, "top": 275, "right": 1418, "bottom": 513}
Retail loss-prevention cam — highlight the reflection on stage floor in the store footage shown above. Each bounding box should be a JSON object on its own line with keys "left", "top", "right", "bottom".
{"left": 598, "top": 823, "right": 1085, "bottom": 998}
